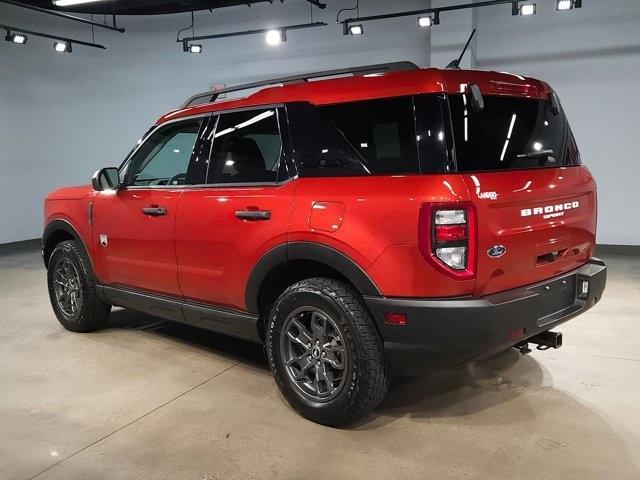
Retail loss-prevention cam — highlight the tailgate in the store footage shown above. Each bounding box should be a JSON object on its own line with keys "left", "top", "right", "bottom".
{"left": 464, "top": 166, "right": 596, "bottom": 296}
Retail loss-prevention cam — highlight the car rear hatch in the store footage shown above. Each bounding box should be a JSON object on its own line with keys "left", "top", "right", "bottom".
{"left": 447, "top": 91, "right": 597, "bottom": 297}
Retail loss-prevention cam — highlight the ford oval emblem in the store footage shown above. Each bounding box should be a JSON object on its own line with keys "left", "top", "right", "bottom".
{"left": 487, "top": 245, "right": 507, "bottom": 258}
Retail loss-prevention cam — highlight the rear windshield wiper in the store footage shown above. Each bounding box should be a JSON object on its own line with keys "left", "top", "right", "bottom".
{"left": 517, "top": 149, "right": 554, "bottom": 159}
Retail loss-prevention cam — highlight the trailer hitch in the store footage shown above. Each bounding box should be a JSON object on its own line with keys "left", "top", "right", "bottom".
{"left": 515, "top": 331, "right": 563, "bottom": 355}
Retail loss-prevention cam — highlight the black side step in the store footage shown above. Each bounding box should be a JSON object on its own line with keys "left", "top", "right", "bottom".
{"left": 97, "top": 285, "right": 261, "bottom": 343}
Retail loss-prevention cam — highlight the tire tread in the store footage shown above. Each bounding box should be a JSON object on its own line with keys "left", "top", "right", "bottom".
{"left": 267, "top": 277, "right": 389, "bottom": 426}
{"left": 47, "top": 240, "right": 110, "bottom": 332}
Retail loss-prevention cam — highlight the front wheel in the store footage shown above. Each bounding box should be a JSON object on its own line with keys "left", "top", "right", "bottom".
{"left": 266, "top": 278, "right": 389, "bottom": 427}
{"left": 47, "top": 240, "right": 111, "bottom": 332}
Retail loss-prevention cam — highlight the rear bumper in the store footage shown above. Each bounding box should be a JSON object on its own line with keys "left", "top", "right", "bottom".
{"left": 364, "top": 258, "right": 607, "bottom": 376}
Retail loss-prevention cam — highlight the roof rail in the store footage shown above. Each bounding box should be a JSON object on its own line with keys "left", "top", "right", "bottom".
{"left": 181, "top": 61, "right": 420, "bottom": 108}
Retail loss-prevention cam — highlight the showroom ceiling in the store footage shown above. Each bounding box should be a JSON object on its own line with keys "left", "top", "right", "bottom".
{"left": 12, "top": 0, "right": 277, "bottom": 15}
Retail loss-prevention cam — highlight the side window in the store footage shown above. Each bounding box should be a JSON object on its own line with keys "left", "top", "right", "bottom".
{"left": 286, "top": 103, "right": 369, "bottom": 177}
{"left": 125, "top": 119, "right": 202, "bottom": 186}
{"left": 207, "top": 109, "right": 282, "bottom": 184}
{"left": 321, "top": 97, "right": 420, "bottom": 174}
{"left": 414, "top": 94, "right": 451, "bottom": 173}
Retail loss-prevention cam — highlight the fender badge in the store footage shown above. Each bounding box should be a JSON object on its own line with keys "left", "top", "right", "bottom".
{"left": 100, "top": 234, "right": 108, "bottom": 247}
{"left": 487, "top": 245, "right": 506, "bottom": 258}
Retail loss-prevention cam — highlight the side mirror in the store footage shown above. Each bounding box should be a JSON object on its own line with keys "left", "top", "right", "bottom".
{"left": 92, "top": 167, "right": 120, "bottom": 191}
{"left": 468, "top": 83, "right": 485, "bottom": 112}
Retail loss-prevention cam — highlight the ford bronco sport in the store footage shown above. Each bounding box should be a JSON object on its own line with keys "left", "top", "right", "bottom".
{"left": 43, "top": 62, "right": 606, "bottom": 426}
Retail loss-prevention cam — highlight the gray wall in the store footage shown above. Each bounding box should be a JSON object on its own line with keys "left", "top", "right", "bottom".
{"left": 0, "top": 0, "right": 430, "bottom": 244}
{"left": 1, "top": 0, "right": 639, "bottom": 245}
{"left": 473, "top": 0, "right": 640, "bottom": 246}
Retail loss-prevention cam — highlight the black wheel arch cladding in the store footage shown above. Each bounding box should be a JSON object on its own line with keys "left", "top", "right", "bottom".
{"left": 245, "top": 241, "right": 382, "bottom": 315}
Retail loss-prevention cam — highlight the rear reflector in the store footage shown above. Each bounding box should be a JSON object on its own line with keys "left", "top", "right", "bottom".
{"left": 383, "top": 312, "right": 407, "bottom": 326}
{"left": 509, "top": 328, "right": 526, "bottom": 340}
{"left": 435, "top": 224, "right": 467, "bottom": 242}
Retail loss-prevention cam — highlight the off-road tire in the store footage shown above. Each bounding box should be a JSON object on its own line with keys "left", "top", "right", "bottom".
{"left": 47, "top": 240, "right": 111, "bottom": 332}
{"left": 266, "top": 277, "right": 389, "bottom": 427}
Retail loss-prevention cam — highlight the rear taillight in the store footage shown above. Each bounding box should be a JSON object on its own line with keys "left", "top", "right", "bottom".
{"left": 419, "top": 203, "right": 477, "bottom": 280}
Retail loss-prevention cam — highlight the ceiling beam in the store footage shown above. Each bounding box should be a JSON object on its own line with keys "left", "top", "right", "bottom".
{"left": 0, "top": 0, "right": 125, "bottom": 33}
{"left": 304, "top": 0, "right": 326, "bottom": 9}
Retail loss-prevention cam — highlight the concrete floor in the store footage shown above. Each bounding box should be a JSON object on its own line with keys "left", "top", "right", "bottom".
{"left": 1, "top": 246, "right": 639, "bottom": 480}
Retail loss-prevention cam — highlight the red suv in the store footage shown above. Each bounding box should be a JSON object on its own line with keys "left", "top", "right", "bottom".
{"left": 43, "top": 62, "right": 606, "bottom": 426}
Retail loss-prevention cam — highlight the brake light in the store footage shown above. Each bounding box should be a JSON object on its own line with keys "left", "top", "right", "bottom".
{"left": 418, "top": 202, "right": 477, "bottom": 280}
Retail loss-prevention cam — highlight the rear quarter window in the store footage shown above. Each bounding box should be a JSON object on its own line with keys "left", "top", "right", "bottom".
{"left": 287, "top": 97, "right": 423, "bottom": 177}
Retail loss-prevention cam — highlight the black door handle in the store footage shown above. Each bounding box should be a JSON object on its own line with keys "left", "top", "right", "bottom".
{"left": 235, "top": 210, "right": 271, "bottom": 220}
{"left": 142, "top": 206, "right": 167, "bottom": 216}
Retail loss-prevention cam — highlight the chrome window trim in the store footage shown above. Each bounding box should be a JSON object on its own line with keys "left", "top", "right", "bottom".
{"left": 188, "top": 175, "right": 297, "bottom": 189}
{"left": 120, "top": 178, "right": 296, "bottom": 191}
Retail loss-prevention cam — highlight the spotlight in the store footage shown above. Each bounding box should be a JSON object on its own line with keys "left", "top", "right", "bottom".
{"left": 5, "top": 32, "right": 28, "bottom": 44}
{"left": 53, "top": 40, "right": 71, "bottom": 53}
{"left": 418, "top": 12, "right": 439, "bottom": 28}
{"left": 519, "top": 3, "right": 536, "bottom": 15}
{"left": 556, "top": 0, "right": 573, "bottom": 10}
{"left": 418, "top": 16, "right": 433, "bottom": 28}
{"left": 188, "top": 44, "right": 202, "bottom": 54}
{"left": 348, "top": 24, "right": 363, "bottom": 35}
{"left": 265, "top": 29, "right": 286, "bottom": 46}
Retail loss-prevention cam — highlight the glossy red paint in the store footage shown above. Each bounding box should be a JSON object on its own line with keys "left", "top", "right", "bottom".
{"left": 157, "top": 68, "right": 552, "bottom": 126}
{"left": 289, "top": 175, "right": 477, "bottom": 299}
{"left": 308, "top": 201, "right": 345, "bottom": 233}
{"left": 91, "top": 188, "right": 184, "bottom": 295}
{"left": 175, "top": 183, "right": 294, "bottom": 310}
{"left": 462, "top": 166, "right": 596, "bottom": 297}
{"left": 42, "top": 67, "right": 595, "bottom": 318}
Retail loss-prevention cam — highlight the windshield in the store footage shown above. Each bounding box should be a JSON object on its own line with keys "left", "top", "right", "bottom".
{"left": 449, "top": 94, "right": 580, "bottom": 172}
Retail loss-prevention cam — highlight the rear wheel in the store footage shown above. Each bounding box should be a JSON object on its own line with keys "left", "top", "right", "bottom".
{"left": 266, "top": 278, "right": 389, "bottom": 427}
{"left": 47, "top": 240, "right": 111, "bottom": 332}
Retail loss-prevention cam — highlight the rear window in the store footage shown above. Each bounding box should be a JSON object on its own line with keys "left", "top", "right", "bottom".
{"left": 449, "top": 94, "right": 579, "bottom": 172}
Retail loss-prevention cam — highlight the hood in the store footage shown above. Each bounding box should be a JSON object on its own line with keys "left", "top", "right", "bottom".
{"left": 45, "top": 185, "right": 93, "bottom": 201}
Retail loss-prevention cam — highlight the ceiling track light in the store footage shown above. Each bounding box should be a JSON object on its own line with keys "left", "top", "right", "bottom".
{"left": 341, "top": 0, "right": 581, "bottom": 32}
{"left": 265, "top": 29, "right": 286, "bottom": 45}
{"left": 182, "top": 41, "right": 202, "bottom": 53}
{"left": 53, "top": 40, "right": 71, "bottom": 53}
{"left": 557, "top": 0, "right": 582, "bottom": 10}
{"left": 345, "top": 24, "right": 363, "bottom": 35}
{"left": 515, "top": 2, "right": 536, "bottom": 15}
{"left": 0, "top": 23, "right": 105, "bottom": 51}
{"left": 179, "top": 22, "right": 326, "bottom": 51}
{"left": 4, "top": 30, "right": 28, "bottom": 44}
{"left": 418, "top": 11, "right": 440, "bottom": 28}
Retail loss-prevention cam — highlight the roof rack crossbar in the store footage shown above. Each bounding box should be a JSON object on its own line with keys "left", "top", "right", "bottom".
{"left": 181, "top": 61, "right": 419, "bottom": 108}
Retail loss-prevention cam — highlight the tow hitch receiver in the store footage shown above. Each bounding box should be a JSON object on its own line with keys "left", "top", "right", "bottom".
{"left": 515, "top": 331, "right": 563, "bottom": 354}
